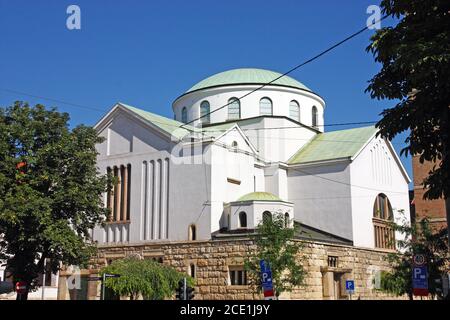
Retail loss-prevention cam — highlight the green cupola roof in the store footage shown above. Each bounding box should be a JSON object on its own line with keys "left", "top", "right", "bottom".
{"left": 236, "top": 192, "right": 283, "bottom": 202}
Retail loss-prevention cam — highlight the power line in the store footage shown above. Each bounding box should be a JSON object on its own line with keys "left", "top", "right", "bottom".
{"left": 0, "top": 88, "right": 107, "bottom": 113}
{"left": 181, "top": 15, "right": 389, "bottom": 129}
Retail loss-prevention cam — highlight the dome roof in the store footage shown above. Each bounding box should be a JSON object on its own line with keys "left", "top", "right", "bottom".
{"left": 236, "top": 192, "right": 283, "bottom": 202}
{"left": 185, "top": 68, "right": 311, "bottom": 94}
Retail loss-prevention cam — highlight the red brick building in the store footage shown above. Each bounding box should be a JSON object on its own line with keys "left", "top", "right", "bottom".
{"left": 412, "top": 155, "right": 448, "bottom": 231}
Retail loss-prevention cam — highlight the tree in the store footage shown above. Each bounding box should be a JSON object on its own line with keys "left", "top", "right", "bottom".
{"left": 0, "top": 101, "right": 110, "bottom": 300}
{"left": 366, "top": 0, "right": 450, "bottom": 245}
{"left": 100, "top": 257, "right": 193, "bottom": 300}
{"left": 379, "top": 218, "right": 449, "bottom": 299}
{"left": 245, "top": 212, "right": 306, "bottom": 298}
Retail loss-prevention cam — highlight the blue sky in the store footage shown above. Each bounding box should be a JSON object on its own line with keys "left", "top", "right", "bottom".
{"left": 0, "top": 0, "right": 412, "bottom": 180}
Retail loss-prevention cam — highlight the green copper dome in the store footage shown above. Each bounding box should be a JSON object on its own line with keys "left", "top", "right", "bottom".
{"left": 237, "top": 192, "right": 283, "bottom": 202}
{"left": 186, "top": 68, "right": 311, "bottom": 94}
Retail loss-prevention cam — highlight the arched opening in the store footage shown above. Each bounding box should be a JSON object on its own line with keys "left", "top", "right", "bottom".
{"left": 262, "top": 211, "right": 272, "bottom": 224}
{"left": 200, "top": 101, "right": 210, "bottom": 124}
{"left": 182, "top": 107, "right": 188, "bottom": 123}
{"left": 259, "top": 97, "right": 273, "bottom": 116}
{"left": 228, "top": 97, "right": 240, "bottom": 120}
{"left": 289, "top": 100, "right": 300, "bottom": 122}
{"left": 231, "top": 141, "right": 238, "bottom": 150}
{"left": 312, "top": 106, "right": 318, "bottom": 128}
{"left": 284, "top": 212, "right": 290, "bottom": 228}
{"left": 188, "top": 224, "right": 197, "bottom": 241}
{"left": 238, "top": 212, "right": 247, "bottom": 228}
{"left": 373, "top": 194, "right": 395, "bottom": 249}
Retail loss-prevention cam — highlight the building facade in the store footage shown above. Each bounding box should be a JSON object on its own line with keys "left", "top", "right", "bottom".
{"left": 58, "top": 68, "right": 412, "bottom": 300}
{"left": 412, "top": 155, "right": 448, "bottom": 231}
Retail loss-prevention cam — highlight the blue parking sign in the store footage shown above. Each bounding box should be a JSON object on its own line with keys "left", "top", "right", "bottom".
{"left": 260, "top": 260, "right": 273, "bottom": 290}
{"left": 412, "top": 266, "right": 428, "bottom": 289}
{"left": 346, "top": 280, "right": 355, "bottom": 292}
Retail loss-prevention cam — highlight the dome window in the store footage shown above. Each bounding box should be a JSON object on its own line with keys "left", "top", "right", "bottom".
{"left": 259, "top": 97, "right": 273, "bottom": 116}
{"left": 200, "top": 101, "right": 210, "bottom": 124}
{"left": 181, "top": 107, "right": 188, "bottom": 124}
{"left": 289, "top": 100, "right": 300, "bottom": 122}
{"left": 228, "top": 97, "right": 241, "bottom": 120}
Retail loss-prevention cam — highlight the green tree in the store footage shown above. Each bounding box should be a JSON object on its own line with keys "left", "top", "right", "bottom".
{"left": 100, "top": 257, "right": 193, "bottom": 300}
{"left": 366, "top": 0, "right": 450, "bottom": 245}
{"left": 379, "top": 218, "right": 448, "bottom": 299}
{"left": 245, "top": 212, "right": 306, "bottom": 298}
{"left": 0, "top": 101, "right": 110, "bottom": 300}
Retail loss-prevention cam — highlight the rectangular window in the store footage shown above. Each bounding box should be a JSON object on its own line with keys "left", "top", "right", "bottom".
{"left": 229, "top": 266, "right": 247, "bottom": 286}
{"left": 328, "top": 256, "right": 338, "bottom": 268}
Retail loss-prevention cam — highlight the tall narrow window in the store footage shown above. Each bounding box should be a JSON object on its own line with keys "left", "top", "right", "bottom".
{"left": 284, "top": 212, "right": 290, "bottom": 228}
{"left": 107, "top": 164, "right": 131, "bottom": 222}
{"left": 373, "top": 194, "right": 395, "bottom": 250}
{"left": 238, "top": 212, "right": 247, "bottom": 228}
{"left": 181, "top": 107, "right": 188, "bottom": 124}
{"left": 189, "top": 264, "right": 196, "bottom": 278}
{"left": 259, "top": 97, "right": 273, "bottom": 116}
{"left": 200, "top": 101, "right": 210, "bottom": 124}
{"left": 312, "top": 106, "right": 318, "bottom": 128}
{"left": 189, "top": 224, "right": 197, "bottom": 241}
{"left": 289, "top": 100, "right": 300, "bottom": 122}
{"left": 228, "top": 97, "right": 240, "bottom": 120}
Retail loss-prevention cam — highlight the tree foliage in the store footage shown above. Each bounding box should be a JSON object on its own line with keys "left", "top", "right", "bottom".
{"left": 379, "top": 218, "right": 449, "bottom": 299}
{"left": 245, "top": 212, "right": 306, "bottom": 298}
{"left": 0, "top": 102, "right": 110, "bottom": 299}
{"left": 100, "top": 257, "right": 193, "bottom": 300}
{"left": 366, "top": 0, "right": 450, "bottom": 200}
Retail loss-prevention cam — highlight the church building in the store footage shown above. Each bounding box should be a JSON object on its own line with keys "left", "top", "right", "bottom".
{"left": 91, "top": 68, "right": 411, "bottom": 250}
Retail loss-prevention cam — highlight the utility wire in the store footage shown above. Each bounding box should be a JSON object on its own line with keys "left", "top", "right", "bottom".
{"left": 180, "top": 14, "right": 388, "bottom": 129}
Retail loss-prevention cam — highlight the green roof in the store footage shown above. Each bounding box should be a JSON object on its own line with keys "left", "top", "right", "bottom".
{"left": 186, "top": 68, "right": 311, "bottom": 94}
{"left": 288, "top": 126, "right": 378, "bottom": 164}
{"left": 236, "top": 192, "right": 283, "bottom": 202}
{"left": 120, "top": 103, "right": 198, "bottom": 140}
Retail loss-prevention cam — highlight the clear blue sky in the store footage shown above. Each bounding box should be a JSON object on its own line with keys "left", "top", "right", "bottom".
{"left": 0, "top": 0, "right": 412, "bottom": 181}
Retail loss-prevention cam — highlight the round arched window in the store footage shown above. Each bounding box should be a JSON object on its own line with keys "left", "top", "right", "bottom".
{"left": 181, "top": 107, "right": 188, "bottom": 124}
{"left": 312, "top": 106, "right": 318, "bottom": 128}
{"left": 239, "top": 212, "right": 247, "bottom": 228}
{"left": 289, "top": 100, "right": 300, "bottom": 122}
{"left": 200, "top": 101, "right": 210, "bottom": 124}
{"left": 262, "top": 211, "right": 272, "bottom": 224}
{"left": 228, "top": 97, "right": 241, "bottom": 120}
{"left": 259, "top": 98, "right": 273, "bottom": 116}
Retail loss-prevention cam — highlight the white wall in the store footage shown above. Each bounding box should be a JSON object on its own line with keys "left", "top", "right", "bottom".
{"left": 287, "top": 162, "right": 353, "bottom": 241}
{"left": 173, "top": 84, "right": 325, "bottom": 131}
{"left": 350, "top": 137, "right": 411, "bottom": 248}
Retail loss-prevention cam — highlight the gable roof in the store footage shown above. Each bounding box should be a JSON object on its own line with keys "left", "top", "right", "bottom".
{"left": 288, "top": 126, "right": 378, "bottom": 165}
{"left": 118, "top": 103, "right": 196, "bottom": 140}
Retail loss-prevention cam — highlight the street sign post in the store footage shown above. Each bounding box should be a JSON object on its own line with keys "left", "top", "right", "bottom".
{"left": 345, "top": 280, "right": 355, "bottom": 300}
{"left": 412, "top": 254, "right": 428, "bottom": 297}
{"left": 101, "top": 273, "right": 121, "bottom": 300}
{"left": 260, "top": 260, "right": 275, "bottom": 300}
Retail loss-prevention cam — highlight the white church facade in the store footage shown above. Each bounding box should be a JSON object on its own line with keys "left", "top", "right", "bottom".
{"left": 91, "top": 68, "right": 411, "bottom": 250}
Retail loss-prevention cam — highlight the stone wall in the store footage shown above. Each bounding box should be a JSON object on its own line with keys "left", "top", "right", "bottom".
{"left": 58, "top": 238, "right": 405, "bottom": 300}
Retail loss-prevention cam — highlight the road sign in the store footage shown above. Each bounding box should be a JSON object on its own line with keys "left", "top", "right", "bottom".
{"left": 412, "top": 266, "right": 429, "bottom": 296}
{"left": 15, "top": 281, "right": 27, "bottom": 294}
{"left": 345, "top": 280, "right": 355, "bottom": 293}
{"left": 104, "top": 273, "right": 121, "bottom": 278}
{"left": 260, "top": 260, "right": 275, "bottom": 299}
{"left": 413, "top": 254, "right": 426, "bottom": 267}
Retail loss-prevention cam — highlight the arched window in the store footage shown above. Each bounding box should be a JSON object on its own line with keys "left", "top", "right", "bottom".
{"left": 259, "top": 97, "right": 273, "bottom": 116}
{"left": 228, "top": 97, "right": 240, "bottom": 120}
{"left": 289, "top": 100, "right": 300, "bottom": 122}
{"left": 238, "top": 212, "right": 247, "bottom": 228}
{"left": 181, "top": 107, "right": 188, "bottom": 124}
{"left": 200, "top": 101, "right": 210, "bottom": 124}
{"left": 188, "top": 224, "right": 197, "bottom": 241}
{"left": 231, "top": 141, "right": 238, "bottom": 150}
{"left": 312, "top": 106, "right": 318, "bottom": 128}
{"left": 284, "top": 213, "right": 290, "bottom": 228}
{"left": 373, "top": 194, "right": 395, "bottom": 250}
{"left": 262, "top": 211, "right": 272, "bottom": 224}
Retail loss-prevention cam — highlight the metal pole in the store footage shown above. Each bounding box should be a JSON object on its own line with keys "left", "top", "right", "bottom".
{"left": 101, "top": 273, "right": 106, "bottom": 300}
{"left": 183, "top": 277, "right": 187, "bottom": 301}
{"left": 41, "top": 259, "right": 46, "bottom": 300}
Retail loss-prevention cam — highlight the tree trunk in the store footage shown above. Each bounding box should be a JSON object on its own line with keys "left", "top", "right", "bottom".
{"left": 16, "top": 288, "right": 29, "bottom": 300}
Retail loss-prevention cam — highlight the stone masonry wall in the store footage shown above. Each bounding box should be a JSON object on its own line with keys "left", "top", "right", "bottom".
{"left": 59, "top": 238, "right": 405, "bottom": 300}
